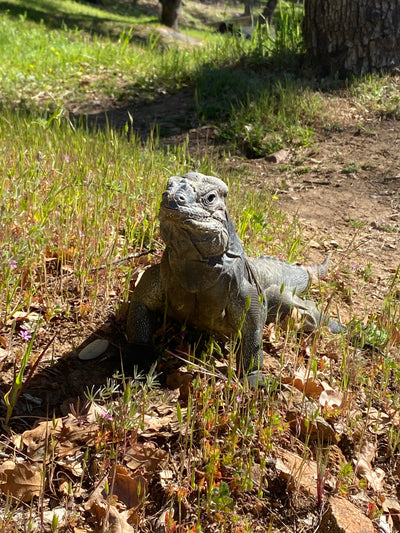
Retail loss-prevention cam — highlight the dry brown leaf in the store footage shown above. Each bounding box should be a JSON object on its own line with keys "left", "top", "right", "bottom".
{"left": 107, "top": 505, "right": 137, "bottom": 533}
{"left": 356, "top": 459, "right": 385, "bottom": 492}
{"left": 166, "top": 371, "right": 193, "bottom": 390}
{"left": 88, "top": 497, "right": 135, "bottom": 533}
{"left": 46, "top": 413, "right": 98, "bottom": 460}
{"left": 359, "top": 439, "right": 376, "bottom": 463}
{"left": 379, "top": 495, "right": 400, "bottom": 514}
{"left": 282, "top": 367, "right": 323, "bottom": 398}
{"left": 125, "top": 442, "right": 168, "bottom": 474}
{"left": 18, "top": 414, "right": 98, "bottom": 467}
{"left": 355, "top": 439, "right": 385, "bottom": 492}
{"left": 9, "top": 311, "right": 42, "bottom": 323}
{"left": 319, "top": 382, "right": 344, "bottom": 409}
{"left": 86, "top": 481, "right": 135, "bottom": 533}
{"left": 57, "top": 451, "right": 87, "bottom": 477}
{"left": 112, "top": 465, "right": 147, "bottom": 509}
{"left": 367, "top": 407, "right": 391, "bottom": 435}
{"left": 0, "top": 460, "right": 42, "bottom": 502}
{"left": 0, "top": 334, "right": 7, "bottom": 349}
{"left": 389, "top": 324, "right": 400, "bottom": 347}
{"left": 18, "top": 420, "right": 56, "bottom": 459}
{"left": 124, "top": 507, "right": 141, "bottom": 527}
{"left": 275, "top": 450, "right": 318, "bottom": 497}
{"left": 155, "top": 508, "right": 176, "bottom": 532}
{"left": 138, "top": 411, "right": 178, "bottom": 438}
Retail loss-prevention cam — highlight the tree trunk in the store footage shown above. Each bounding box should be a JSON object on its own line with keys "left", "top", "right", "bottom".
{"left": 303, "top": 0, "right": 400, "bottom": 77}
{"left": 258, "top": 0, "right": 278, "bottom": 25}
{"left": 159, "top": 0, "right": 181, "bottom": 31}
{"left": 244, "top": 0, "right": 254, "bottom": 18}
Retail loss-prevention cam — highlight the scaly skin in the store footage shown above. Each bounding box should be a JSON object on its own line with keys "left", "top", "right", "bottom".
{"left": 127, "top": 172, "right": 342, "bottom": 384}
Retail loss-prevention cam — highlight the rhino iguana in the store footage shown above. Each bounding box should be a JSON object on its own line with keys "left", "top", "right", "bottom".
{"left": 127, "top": 172, "right": 342, "bottom": 385}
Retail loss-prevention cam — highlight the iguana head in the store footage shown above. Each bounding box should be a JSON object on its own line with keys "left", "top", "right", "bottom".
{"left": 159, "top": 172, "right": 240, "bottom": 258}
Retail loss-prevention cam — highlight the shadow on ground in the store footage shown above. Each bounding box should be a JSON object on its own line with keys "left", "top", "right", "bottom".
{"left": 9, "top": 324, "right": 126, "bottom": 431}
{"left": 0, "top": 0, "right": 158, "bottom": 39}
{"left": 69, "top": 86, "right": 200, "bottom": 141}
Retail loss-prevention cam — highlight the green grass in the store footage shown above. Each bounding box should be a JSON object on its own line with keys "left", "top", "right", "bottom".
{"left": 0, "top": 110, "right": 192, "bottom": 320}
{"left": 350, "top": 74, "right": 400, "bottom": 119}
{"left": 0, "top": 106, "right": 300, "bottom": 323}
{"left": 0, "top": 0, "right": 313, "bottom": 323}
{"left": 1, "top": 0, "right": 157, "bottom": 37}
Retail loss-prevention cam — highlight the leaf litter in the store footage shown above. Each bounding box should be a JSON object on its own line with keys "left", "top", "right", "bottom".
{"left": 1, "top": 99, "right": 400, "bottom": 532}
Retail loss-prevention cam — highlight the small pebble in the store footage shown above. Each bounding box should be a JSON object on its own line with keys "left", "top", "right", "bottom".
{"left": 78, "top": 339, "right": 110, "bottom": 360}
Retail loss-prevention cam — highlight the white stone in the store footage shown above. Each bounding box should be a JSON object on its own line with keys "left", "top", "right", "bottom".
{"left": 78, "top": 339, "right": 110, "bottom": 360}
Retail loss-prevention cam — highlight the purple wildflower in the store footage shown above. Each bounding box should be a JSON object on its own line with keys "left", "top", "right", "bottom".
{"left": 100, "top": 409, "right": 113, "bottom": 421}
{"left": 10, "top": 259, "right": 17, "bottom": 270}
{"left": 20, "top": 329, "right": 32, "bottom": 341}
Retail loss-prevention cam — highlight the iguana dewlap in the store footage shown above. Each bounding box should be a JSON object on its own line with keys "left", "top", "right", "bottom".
{"left": 127, "top": 172, "right": 341, "bottom": 384}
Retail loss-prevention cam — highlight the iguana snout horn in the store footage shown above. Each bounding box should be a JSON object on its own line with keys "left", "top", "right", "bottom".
{"left": 162, "top": 177, "right": 197, "bottom": 210}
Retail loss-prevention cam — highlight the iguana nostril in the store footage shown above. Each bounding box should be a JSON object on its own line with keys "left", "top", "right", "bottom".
{"left": 174, "top": 192, "right": 187, "bottom": 205}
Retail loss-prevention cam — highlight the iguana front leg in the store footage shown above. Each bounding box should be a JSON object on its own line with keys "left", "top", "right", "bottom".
{"left": 234, "top": 283, "right": 266, "bottom": 385}
{"left": 126, "top": 264, "right": 165, "bottom": 371}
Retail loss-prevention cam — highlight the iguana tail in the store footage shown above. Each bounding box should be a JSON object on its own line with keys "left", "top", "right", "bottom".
{"left": 305, "top": 254, "right": 331, "bottom": 282}
{"left": 251, "top": 254, "right": 331, "bottom": 296}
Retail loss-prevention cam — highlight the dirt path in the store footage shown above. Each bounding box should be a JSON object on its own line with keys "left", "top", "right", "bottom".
{"left": 224, "top": 118, "right": 400, "bottom": 324}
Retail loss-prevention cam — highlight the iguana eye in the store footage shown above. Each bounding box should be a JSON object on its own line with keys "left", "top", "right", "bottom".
{"left": 203, "top": 191, "right": 217, "bottom": 206}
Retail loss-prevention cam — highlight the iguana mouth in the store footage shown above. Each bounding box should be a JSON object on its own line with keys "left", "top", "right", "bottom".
{"left": 159, "top": 202, "right": 229, "bottom": 257}
{"left": 159, "top": 204, "right": 226, "bottom": 233}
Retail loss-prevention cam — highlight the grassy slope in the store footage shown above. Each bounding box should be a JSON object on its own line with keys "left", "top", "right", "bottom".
{"left": 0, "top": 2, "right": 400, "bottom": 532}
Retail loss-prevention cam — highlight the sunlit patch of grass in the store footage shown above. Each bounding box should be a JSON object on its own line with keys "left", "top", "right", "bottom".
{"left": 350, "top": 74, "right": 400, "bottom": 119}
{"left": 220, "top": 80, "right": 320, "bottom": 157}
{"left": 0, "top": 109, "right": 209, "bottom": 321}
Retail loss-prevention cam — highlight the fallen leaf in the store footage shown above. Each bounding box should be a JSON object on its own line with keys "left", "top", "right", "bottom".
{"left": 88, "top": 497, "right": 135, "bottom": 533}
{"left": 355, "top": 439, "right": 385, "bottom": 492}
{"left": 0, "top": 460, "right": 42, "bottom": 502}
{"left": 125, "top": 442, "right": 168, "bottom": 474}
{"left": 379, "top": 495, "right": 400, "bottom": 514}
{"left": 367, "top": 407, "right": 391, "bottom": 435}
{"left": 138, "top": 411, "right": 178, "bottom": 438}
{"left": 9, "top": 311, "right": 42, "bottom": 323}
{"left": 0, "top": 334, "right": 7, "bottom": 349}
{"left": 18, "top": 420, "right": 55, "bottom": 459}
{"left": 282, "top": 367, "right": 324, "bottom": 398}
{"left": 86, "top": 481, "right": 135, "bottom": 533}
{"left": 275, "top": 450, "right": 318, "bottom": 497}
{"left": 155, "top": 508, "right": 176, "bottom": 532}
{"left": 319, "top": 383, "right": 344, "bottom": 409}
{"left": 112, "top": 466, "right": 147, "bottom": 509}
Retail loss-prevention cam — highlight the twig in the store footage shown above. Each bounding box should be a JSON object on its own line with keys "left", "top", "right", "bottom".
{"left": 45, "top": 249, "right": 155, "bottom": 285}
{"left": 17, "top": 333, "right": 57, "bottom": 402}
